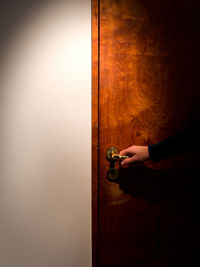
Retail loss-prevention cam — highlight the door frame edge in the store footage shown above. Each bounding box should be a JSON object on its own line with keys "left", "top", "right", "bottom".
{"left": 92, "top": 0, "right": 99, "bottom": 266}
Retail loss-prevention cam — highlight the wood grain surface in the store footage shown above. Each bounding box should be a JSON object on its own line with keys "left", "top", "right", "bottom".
{"left": 97, "top": 0, "right": 200, "bottom": 266}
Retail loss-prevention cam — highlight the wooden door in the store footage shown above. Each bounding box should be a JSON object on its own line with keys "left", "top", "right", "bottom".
{"left": 92, "top": 0, "right": 200, "bottom": 266}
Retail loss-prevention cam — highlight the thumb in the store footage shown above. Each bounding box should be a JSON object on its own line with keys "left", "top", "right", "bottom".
{"left": 121, "top": 155, "right": 137, "bottom": 166}
{"left": 119, "top": 149, "right": 128, "bottom": 156}
{"left": 119, "top": 148, "right": 133, "bottom": 156}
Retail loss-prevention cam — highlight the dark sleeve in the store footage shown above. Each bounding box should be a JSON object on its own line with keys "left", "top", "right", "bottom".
{"left": 148, "top": 125, "right": 199, "bottom": 163}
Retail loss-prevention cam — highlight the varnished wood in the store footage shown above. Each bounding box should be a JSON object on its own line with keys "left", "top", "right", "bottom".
{"left": 92, "top": 0, "right": 99, "bottom": 266}
{"left": 97, "top": 0, "right": 200, "bottom": 266}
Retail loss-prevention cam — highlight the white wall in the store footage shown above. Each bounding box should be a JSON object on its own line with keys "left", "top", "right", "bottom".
{"left": 0, "top": 1, "right": 91, "bottom": 266}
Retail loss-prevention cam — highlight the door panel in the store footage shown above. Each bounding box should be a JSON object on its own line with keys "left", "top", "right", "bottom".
{"left": 97, "top": 0, "right": 200, "bottom": 266}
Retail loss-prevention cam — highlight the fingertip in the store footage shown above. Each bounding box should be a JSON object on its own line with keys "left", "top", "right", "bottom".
{"left": 121, "top": 159, "right": 128, "bottom": 165}
{"left": 120, "top": 161, "right": 128, "bottom": 168}
{"left": 119, "top": 149, "right": 126, "bottom": 156}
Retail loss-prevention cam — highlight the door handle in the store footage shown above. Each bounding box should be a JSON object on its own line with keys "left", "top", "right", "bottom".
{"left": 106, "top": 147, "right": 129, "bottom": 180}
{"left": 112, "top": 153, "right": 129, "bottom": 160}
{"left": 106, "top": 147, "right": 129, "bottom": 161}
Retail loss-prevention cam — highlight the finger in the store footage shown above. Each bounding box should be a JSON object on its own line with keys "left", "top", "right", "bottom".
{"left": 121, "top": 155, "right": 137, "bottom": 166}
{"left": 120, "top": 163, "right": 129, "bottom": 168}
{"left": 119, "top": 149, "right": 127, "bottom": 156}
{"left": 119, "top": 148, "right": 132, "bottom": 156}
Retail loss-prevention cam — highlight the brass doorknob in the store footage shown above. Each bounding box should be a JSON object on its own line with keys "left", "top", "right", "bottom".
{"left": 106, "top": 147, "right": 129, "bottom": 181}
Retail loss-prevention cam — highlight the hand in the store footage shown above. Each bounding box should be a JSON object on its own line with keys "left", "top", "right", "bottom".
{"left": 119, "top": 145, "right": 150, "bottom": 167}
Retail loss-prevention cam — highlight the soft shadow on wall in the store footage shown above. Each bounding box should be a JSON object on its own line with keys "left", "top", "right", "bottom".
{"left": 0, "top": 1, "right": 91, "bottom": 267}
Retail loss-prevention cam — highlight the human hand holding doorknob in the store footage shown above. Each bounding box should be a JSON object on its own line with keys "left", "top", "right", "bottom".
{"left": 119, "top": 145, "right": 149, "bottom": 167}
